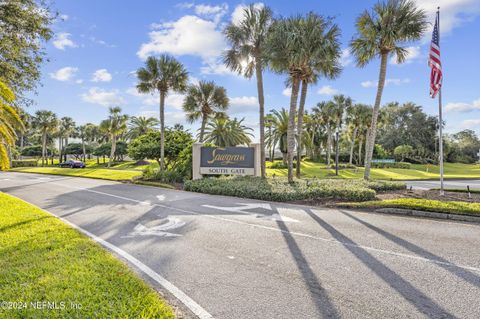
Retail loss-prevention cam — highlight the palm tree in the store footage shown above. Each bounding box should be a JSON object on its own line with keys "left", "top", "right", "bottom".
{"left": 346, "top": 104, "right": 371, "bottom": 165}
{"left": 313, "top": 101, "right": 336, "bottom": 165}
{"left": 59, "top": 117, "right": 76, "bottom": 162}
{"left": 0, "top": 80, "right": 23, "bottom": 170}
{"left": 127, "top": 116, "right": 159, "bottom": 140}
{"left": 224, "top": 4, "right": 272, "bottom": 178}
{"left": 357, "top": 106, "right": 373, "bottom": 165}
{"left": 183, "top": 80, "right": 229, "bottom": 142}
{"left": 264, "top": 113, "right": 275, "bottom": 161}
{"left": 265, "top": 109, "right": 289, "bottom": 164}
{"left": 32, "top": 110, "right": 57, "bottom": 167}
{"left": 136, "top": 55, "right": 188, "bottom": 171}
{"left": 351, "top": 0, "right": 427, "bottom": 179}
{"left": 294, "top": 13, "right": 341, "bottom": 178}
{"left": 203, "top": 117, "right": 253, "bottom": 147}
{"left": 76, "top": 124, "right": 91, "bottom": 161}
{"left": 100, "top": 107, "right": 128, "bottom": 167}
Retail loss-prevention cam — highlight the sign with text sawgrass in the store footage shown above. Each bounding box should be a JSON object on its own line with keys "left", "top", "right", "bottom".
{"left": 200, "top": 147, "right": 255, "bottom": 175}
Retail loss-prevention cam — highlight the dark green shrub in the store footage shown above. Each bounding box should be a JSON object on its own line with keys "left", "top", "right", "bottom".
{"left": 11, "top": 159, "right": 38, "bottom": 167}
{"left": 184, "top": 177, "right": 406, "bottom": 202}
{"left": 371, "top": 161, "right": 411, "bottom": 169}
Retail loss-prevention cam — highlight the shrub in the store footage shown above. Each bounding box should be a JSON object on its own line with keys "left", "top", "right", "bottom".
{"left": 184, "top": 177, "right": 405, "bottom": 202}
{"left": 270, "top": 161, "right": 295, "bottom": 169}
{"left": 371, "top": 161, "right": 411, "bottom": 169}
{"left": 11, "top": 159, "right": 38, "bottom": 168}
{"left": 328, "top": 163, "right": 357, "bottom": 169}
{"left": 142, "top": 166, "right": 184, "bottom": 183}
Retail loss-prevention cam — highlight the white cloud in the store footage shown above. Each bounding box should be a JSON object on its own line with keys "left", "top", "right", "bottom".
{"left": 461, "top": 119, "right": 480, "bottom": 132}
{"left": 91, "top": 69, "right": 112, "bottom": 82}
{"left": 414, "top": 0, "right": 480, "bottom": 35}
{"left": 194, "top": 3, "right": 228, "bottom": 23}
{"left": 200, "top": 59, "right": 237, "bottom": 76}
{"left": 49, "top": 67, "right": 78, "bottom": 81}
{"left": 390, "top": 46, "right": 421, "bottom": 65}
{"left": 53, "top": 32, "right": 77, "bottom": 50}
{"left": 60, "top": 14, "right": 69, "bottom": 21}
{"left": 126, "top": 88, "right": 184, "bottom": 110}
{"left": 446, "top": 98, "right": 480, "bottom": 112}
{"left": 81, "top": 88, "right": 125, "bottom": 107}
{"left": 340, "top": 48, "right": 352, "bottom": 67}
{"left": 230, "top": 96, "right": 258, "bottom": 114}
{"left": 317, "top": 85, "right": 340, "bottom": 96}
{"left": 75, "top": 79, "right": 84, "bottom": 84}
{"left": 231, "top": 3, "right": 264, "bottom": 25}
{"left": 361, "top": 78, "right": 410, "bottom": 88}
{"left": 137, "top": 15, "right": 225, "bottom": 60}
{"left": 282, "top": 88, "right": 291, "bottom": 97}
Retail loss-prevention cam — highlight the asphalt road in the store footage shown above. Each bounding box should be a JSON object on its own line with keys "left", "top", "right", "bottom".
{"left": 407, "top": 179, "right": 480, "bottom": 190}
{"left": 1, "top": 172, "right": 480, "bottom": 319}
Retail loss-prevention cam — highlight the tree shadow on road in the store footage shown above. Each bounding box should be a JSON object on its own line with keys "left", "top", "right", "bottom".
{"left": 339, "top": 210, "right": 480, "bottom": 290}
{"left": 304, "top": 208, "right": 456, "bottom": 319}
{"left": 274, "top": 209, "right": 340, "bottom": 318}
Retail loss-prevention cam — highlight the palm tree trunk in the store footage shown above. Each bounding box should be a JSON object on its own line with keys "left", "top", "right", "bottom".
{"left": 64, "top": 137, "right": 68, "bottom": 162}
{"left": 255, "top": 62, "right": 266, "bottom": 178}
{"left": 42, "top": 132, "right": 47, "bottom": 167}
{"left": 364, "top": 52, "right": 388, "bottom": 180}
{"left": 199, "top": 114, "right": 208, "bottom": 143}
{"left": 326, "top": 126, "right": 332, "bottom": 166}
{"left": 82, "top": 138, "right": 86, "bottom": 162}
{"left": 108, "top": 135, "right": 116, "bottom": 168}
{"left": 58, "top": 138, "right": 62, "bottom": 163}
{"left": 296, "top": 79, "right": 308, "bottom": 178}
{"left": 349, "top": 127, "right": 358, "bottom": 165}
{"left": 358, "top": 138, "right": 363, "bottom": 166}
{"left": 159, "top": 91, "right": 166, "bottom": 171}
{"left": 287, "top": 77, "right": 300, "bottom": 183}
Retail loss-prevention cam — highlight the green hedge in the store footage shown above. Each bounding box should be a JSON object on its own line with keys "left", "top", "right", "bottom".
{"left": 11, "top": 159, "right": 38, "bottom": 168}
{"left": 371, "top": 161, "right": 411, "bottom": 169}
{"left": 184, "top": 177, "right": 405, "bottom": 202}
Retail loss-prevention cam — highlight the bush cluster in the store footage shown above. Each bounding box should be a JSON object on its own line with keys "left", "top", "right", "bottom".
{"left": 11, "top": 159, "right": 38, "bottom": 167}
{"left": 269, "top": 161, "right": 296, "bottom": 169}
{"left": 328, "top": 163, "right": 357, "bottom": 169}
{"left": 184, "top": 176, "right": 405, "bottom": 202}
{"left": 371, "top": 161, "right": 411, "bottom": 169}
{"left": 142, "top": 165, "right": 184, "bottom": 183}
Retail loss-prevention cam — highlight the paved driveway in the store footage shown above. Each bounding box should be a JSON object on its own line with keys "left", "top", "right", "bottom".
{"left": 1, "top": 172, "right": 479, "bottom": 319}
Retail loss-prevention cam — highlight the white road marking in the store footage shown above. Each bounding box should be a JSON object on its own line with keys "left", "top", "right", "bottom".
{"left": 123, "top": 218, "right": 185, "bottom": 238}
{"left": 203, "top": 203, "right": 299, "bottom": 223}
{"left": 6, "top": 175, "right": 480, "bottom": 274}
{"left": 157, "top": 195, "right": 166, "bottom": 201}
{"left": 9, "top": 194, "right": 214, "bottom": 319}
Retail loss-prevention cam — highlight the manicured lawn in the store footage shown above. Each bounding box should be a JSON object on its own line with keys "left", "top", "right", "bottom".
{"left": 266, "top": 161, "right": 480, "bottom": 180}
{"left": 338, "top": 198, "right": 480, "bottom": 215}
{"left": 0, "top": 192, "right": 174, "bottom": 318}
{"left": 10, "top": 167, "right": 142, "bottom": 181}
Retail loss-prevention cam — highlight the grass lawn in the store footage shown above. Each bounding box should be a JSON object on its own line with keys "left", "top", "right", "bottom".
{"left": 10, "top": 167, "right": 142, "bottom": 181}
{"left": 338, "top": 198, "right": 480, "bottom": 215}
{"left": 0, "top": 192, "right": 174, "bottom": 318}
{"left": 266, "top": 161, "right": 480, "bottom": 180}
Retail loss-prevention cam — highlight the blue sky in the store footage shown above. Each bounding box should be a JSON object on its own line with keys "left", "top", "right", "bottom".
{"left": 30, "top": 0, "right": 480, "bottom": 140}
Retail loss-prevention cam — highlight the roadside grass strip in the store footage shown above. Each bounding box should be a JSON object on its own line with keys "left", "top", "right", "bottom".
{"left": 10, "top": 167, "right": 141, "bottom": 181}
{"left": 0, "top": 192, "right": 174, "bottom": 319}
{"left": 338, "top": 198, "right": 480, "bottom": 215}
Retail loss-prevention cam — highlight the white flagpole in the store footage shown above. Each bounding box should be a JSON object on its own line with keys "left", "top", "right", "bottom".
{"left": 437, "top": 7, "right": 444, "bottom": 196}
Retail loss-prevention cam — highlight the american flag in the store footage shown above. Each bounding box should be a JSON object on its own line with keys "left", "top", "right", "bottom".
{"left": 429, "top": 11, "right": 442, "bottom": 98}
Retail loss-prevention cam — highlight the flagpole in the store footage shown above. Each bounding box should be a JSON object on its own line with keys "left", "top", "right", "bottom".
{"left": 437, "top": 7, "right": 444, "bottom": 196}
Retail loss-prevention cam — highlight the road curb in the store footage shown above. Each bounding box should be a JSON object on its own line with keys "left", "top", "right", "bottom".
{"left": 375, "top": 208, "right": 480, "bottom": 223}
